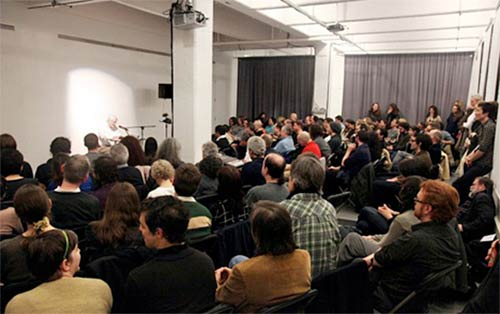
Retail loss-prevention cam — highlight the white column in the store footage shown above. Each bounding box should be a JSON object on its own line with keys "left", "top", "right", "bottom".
{"left": 328, "top": 48, "right": 345, "bottom": 118}
{"left": 313, "top": 43, "right": 330, "bottom": 115}
{"left": 173, "top": 0, "right": 213, "bottom": 163}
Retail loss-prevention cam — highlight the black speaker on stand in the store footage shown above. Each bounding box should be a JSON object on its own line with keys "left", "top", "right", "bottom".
{"left": 159, "top": 83, "right": 173, "bottom": 138}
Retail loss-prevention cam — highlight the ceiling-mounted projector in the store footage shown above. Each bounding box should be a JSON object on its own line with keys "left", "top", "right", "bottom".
{"left": 327, "top": 23, "right": 345, "bottom": 33}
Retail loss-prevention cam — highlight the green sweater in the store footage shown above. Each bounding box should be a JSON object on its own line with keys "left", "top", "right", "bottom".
{"left": 6, "top": 277, "right": 112, "bottom": 314}
{"left": 182, "top": 200, "right": 213, "bottom": 240}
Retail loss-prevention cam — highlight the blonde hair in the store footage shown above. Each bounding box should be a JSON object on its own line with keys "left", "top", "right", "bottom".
{"left": 151, "top": 159, "right": 175, "bottom": 181}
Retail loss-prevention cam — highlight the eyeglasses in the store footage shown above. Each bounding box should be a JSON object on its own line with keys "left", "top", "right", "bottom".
{"left": 414, "top": 197, "right": 430, "bottom": 205}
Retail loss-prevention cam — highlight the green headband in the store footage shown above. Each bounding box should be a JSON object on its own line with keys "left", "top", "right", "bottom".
{"left": 61, "top": 230, "right": 70, "bottom": 260}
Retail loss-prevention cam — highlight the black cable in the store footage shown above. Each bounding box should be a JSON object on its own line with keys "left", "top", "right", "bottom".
{"left": 169, "top": 2, "right": 175, "bottom": 138}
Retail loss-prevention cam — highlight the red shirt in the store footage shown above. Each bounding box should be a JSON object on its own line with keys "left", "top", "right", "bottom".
{"left": 302, "top": 141, "right": 321, "bottom": 158}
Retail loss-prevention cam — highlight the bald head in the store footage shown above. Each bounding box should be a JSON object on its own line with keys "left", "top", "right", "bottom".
{"left": 297, "top": 131, "right": 311, "bottom": 146}
{"left": 262, "top": 153, "right": 286, "bottom": 181}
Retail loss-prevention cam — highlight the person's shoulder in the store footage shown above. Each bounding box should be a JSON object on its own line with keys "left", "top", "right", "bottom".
{"left": 74, "top": 277, "right": 109, "bottom": 289}
{"left": 0, "top": 235, "right": 23, "bottom": 250}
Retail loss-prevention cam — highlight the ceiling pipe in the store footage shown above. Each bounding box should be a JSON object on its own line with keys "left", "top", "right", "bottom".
{"left": 279, "top": 0, "right": 368, "bottom": 54}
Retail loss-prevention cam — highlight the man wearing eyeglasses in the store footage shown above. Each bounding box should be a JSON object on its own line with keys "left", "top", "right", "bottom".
{"left": 363, "top": 180, "right": 461, "bottom": 312}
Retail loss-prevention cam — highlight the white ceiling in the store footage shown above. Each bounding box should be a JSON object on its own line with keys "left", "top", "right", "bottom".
{"left": 222, "top": 0, "right": 499, "bottom": 54}
{"left": 19, "top": 0, "right": 500, "bottom": 54}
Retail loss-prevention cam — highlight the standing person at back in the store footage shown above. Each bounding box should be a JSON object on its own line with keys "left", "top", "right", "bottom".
{"left": 48, "top": 155, "right": 100, "bottom": 231}
{"left": 281, "top": 154, "right": 341, "bottom": 277}
{"left": 453, "top": 101, "right": 497, "bottom": 203}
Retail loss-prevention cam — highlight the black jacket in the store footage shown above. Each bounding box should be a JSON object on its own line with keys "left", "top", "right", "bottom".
{"left": 457, "top": 192, "right": 495, "bottom": 242}
{"left": 125, "top": 245, "right": 216, "bottom": 313}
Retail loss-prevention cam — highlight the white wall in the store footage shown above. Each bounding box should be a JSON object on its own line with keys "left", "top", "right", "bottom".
{"left": 467, "top": 6, "right": 500, "bottom": 228}
{"left": 0, "top": 1, "right": 170, "bottom": 168}
{"left": 213, "top": 51, "right": 237, "bottom": 129}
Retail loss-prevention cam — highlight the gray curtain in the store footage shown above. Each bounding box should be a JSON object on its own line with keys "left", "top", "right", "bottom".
{"left": 342, "top": 52, "right": 474, "bottom": 124}
{"left": 237, "top": 56, "right": 315, "bottom": 120}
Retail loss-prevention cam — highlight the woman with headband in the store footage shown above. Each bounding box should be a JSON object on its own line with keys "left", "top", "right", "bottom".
{"left": 6, "top": 229, "right": 112, "bottom": 313}
{"left": 0, "top": 184, "right": 56, "bottom": 286}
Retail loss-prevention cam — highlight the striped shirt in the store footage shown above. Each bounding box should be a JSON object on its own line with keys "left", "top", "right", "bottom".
{"left": 281, "top": 193, "right": 341, "bottom": 277}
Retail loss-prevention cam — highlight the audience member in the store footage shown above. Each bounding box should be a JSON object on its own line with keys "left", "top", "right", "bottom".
{"left": 324, "top": 131, "right": 371, "bottom": 195}
{"left": 0, "top": 133, "right": 33, "bottom": 178}
{"left": 85, "top": 182, "right": 143, "bottom": 264}
{"left": 446, "top": 101, "right": 465, "bottom": 140}
{"left": 457, "top": 177, "right": 495, "bottom": 243}
{"left": 310, "top": 124, "right": 331, "bottom": 157}
{"left": 147, "top": 159, "right": 175, "bottom": 198}
{"left": 35, "top": 136, "right": 71, "bottom": 188}
{"left": 364, "top": 180, "right": 460, "bottom": 312}
{"left": 214, "top": 125, "right": 235, "bottom": 156}
{"left": 144, "top": 137, "right": 158, "bottom": 166}
{"left": 121, "top": 136, "right": 149, "bottom": 182}
{"left": 216, "top": 201, "right": 311, "bottom": 312}
{"left": 48, "top": 155, "right": 100, "bottom": 231}
{"left": 1, "top": 148, "right": 38, "bottom": 203}
{"left": 0, "top": 184, "right": 55, "bottom": 285}
{"left": 453, "top": 101, "right": 497, "bottom": 203}
{"left": 393, "top": 121, "right": 410, "bottom": 152}
{"left": 201, "top": 141, "right": 219, "bottom": 159}
{"left": 273, "top": 125, "right": 295, "bottom": 155}
{"left": 207, "top": 166, "right": 245, "bottom": 230}
{"left": 91, "top": 156, "right": 119, "bottom": 209}
{"left": 173, "top": 163, "right": 212, "bottom": 239}
{"left": 338, "top": 176, "right": 424, "bottom": 266}
{"left": 124, "top": 196, "right": 216, "bottom": 313}
{"left": 83, "top": 133, "right": 102, "bottom": 169}
{"left": 156, "top": 137, "right": 184, "bottom": 169}
{"left": 245, "top": 153, "right": 288, "bottom": 208}
{"left": 261, "top": 133, "right": 276, "bottom": 155}
{"left": 194, "top": 155, "right": 223, "bottom": 198}
{"left": 265, "top": 117, "right": 276, "bottom": 134}
{"left": 241, "top": 136, "right": 266, "bottom": 187}
{"left": 327, "top": 122, "right": 343, "bottom": 161}
{"left": 110, "top": 143, "right": 145, "bottom": 188}
{"left": 368, "top": 102, "right": 383, "bottom": 122}
{"left": 385, "top": 103, "right": 401, "bottom": 126}
{"left": 46, "top": 152, "right": 70, "bottom": 191}
{"left": 425, "top": 104, "right": 442, "bottom": 125}
{"left": 342, "top": 119, "right": 356, "bottom": 142}
{"left": 6, "top": 230, "right": 112, "bottom": 313}
{"left": 281, "top": 155, "right": 340, "bottom": 277}
{"left": 297, "top": 131, "right": 321, "bottom": 158}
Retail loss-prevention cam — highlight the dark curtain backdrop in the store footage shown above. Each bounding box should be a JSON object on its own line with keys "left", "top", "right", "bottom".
{"left": 342, "top": 52, "right": 474, "bottom": 124}
{"left": 237, "top": 56, "right": 315, "bottom": 120}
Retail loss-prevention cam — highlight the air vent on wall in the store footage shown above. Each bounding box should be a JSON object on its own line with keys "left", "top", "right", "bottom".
{"left": 0, "top": 23, "right": 15, "bottom": 31}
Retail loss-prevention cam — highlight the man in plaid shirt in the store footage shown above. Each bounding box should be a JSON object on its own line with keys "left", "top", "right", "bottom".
{"left": 281, "top": 154, "right": 341, "bottom": 277}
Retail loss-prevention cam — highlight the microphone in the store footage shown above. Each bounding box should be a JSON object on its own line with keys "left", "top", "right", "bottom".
{"left": 118, "top": 125, "right": 129, "bottom": 131}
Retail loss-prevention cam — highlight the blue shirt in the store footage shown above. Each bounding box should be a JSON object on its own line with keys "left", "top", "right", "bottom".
{"left": 274, "top": 136, "right": 295, "bottom": 154}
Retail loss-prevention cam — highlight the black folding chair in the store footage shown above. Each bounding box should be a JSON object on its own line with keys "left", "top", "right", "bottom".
{"left": 259, "top": 290, "right": 318, "bottom": 313}
{"left": 389, "top": 260, "right": 463, "bottom": 313}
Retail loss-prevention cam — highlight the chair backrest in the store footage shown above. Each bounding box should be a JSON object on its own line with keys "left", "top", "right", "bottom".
{"left": 84, "top": 254, "right": 146, "bottom": 313}
{"left": 215, "top": 220, "right": 255, "bottom": 267}
{"left": 350, "top": 162, "right": 374, "bottom": 210}
{"left": 196, "top": 193, "right": 221, "bottom": 212}
{"left": 188, "top": 234, "right": 219, "bottom": 253}
{"left": 259, "top": 290, "right": 318, "bottom": 313}
{"left": 1, "top": 280, "right": 41, "bottom": 313}
{"left": 308, "top": 260, "right": 372, "bottom": 313}
{"left": 389, "top": 260, "right": 463, "bottom": 313}
{"left": 204, "top": 303, "right": 235, "bottom": 313}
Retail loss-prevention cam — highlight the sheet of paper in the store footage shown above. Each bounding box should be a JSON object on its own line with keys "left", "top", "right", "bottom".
{"left": 480, "top": 234, "right": 496, "bottom": 242}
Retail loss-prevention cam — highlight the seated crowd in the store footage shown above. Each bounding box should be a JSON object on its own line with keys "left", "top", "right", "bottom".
{"left": 0, "top": 96, "right": 498, "bottom": 313}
